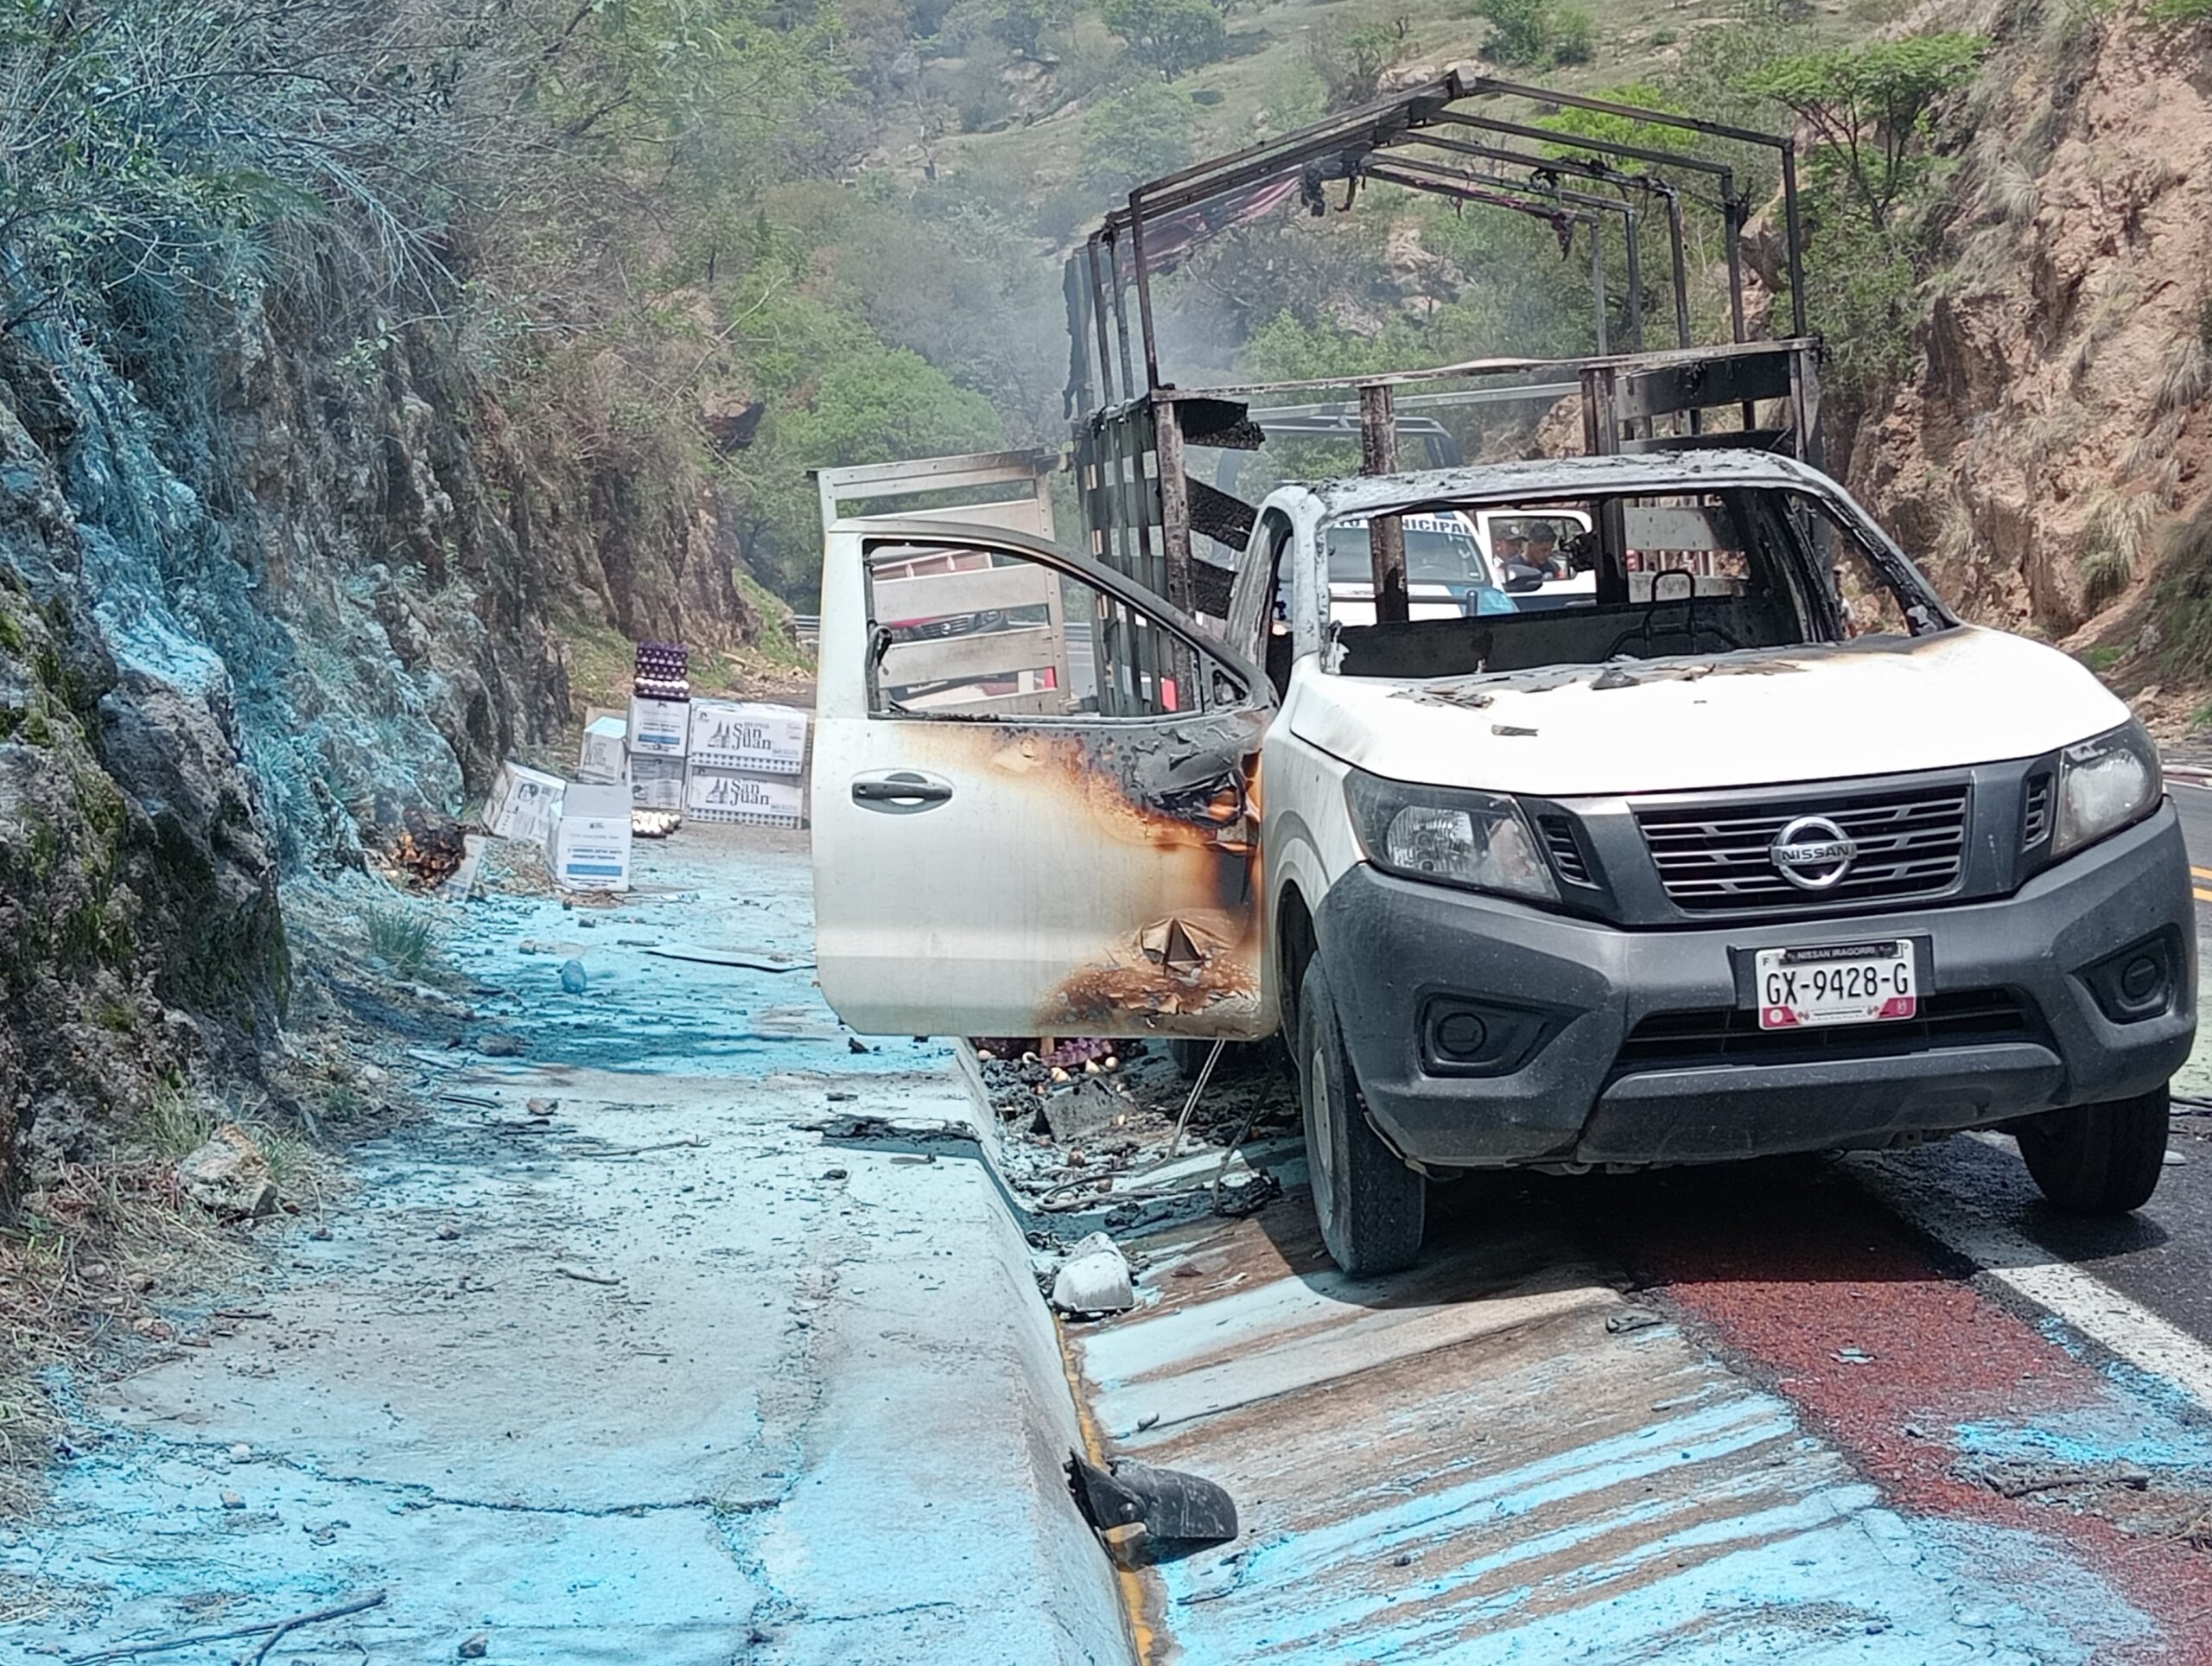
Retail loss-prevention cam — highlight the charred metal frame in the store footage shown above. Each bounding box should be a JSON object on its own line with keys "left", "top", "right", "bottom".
{"left": 1064, "top": 74, "right": 1813, "bottom": 621}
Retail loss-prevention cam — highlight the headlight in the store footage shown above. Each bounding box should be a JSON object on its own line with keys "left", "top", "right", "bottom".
{"left": 1345, "top": 770, "right": 1559, "bottom": 902}
{"left": 2054, "top": 718, "right": 2162, "bottom": 856}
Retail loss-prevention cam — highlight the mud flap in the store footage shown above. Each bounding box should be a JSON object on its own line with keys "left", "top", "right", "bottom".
{"left": 1066, "top": 1451, "right": 1239, "bottom": 1549}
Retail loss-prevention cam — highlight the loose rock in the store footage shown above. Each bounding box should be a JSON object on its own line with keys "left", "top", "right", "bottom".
{"left": 477, "top": 1033, "right": 527, "bottom": 1058}
{"left": 559, "top": 959, "right": 588, "bottom": 995}
{"left": 177, "top": 1124, "right": 280, "bottom": 1220}
{"left": 1052, "top": 1232, "right": 1135, "bottom": 1316}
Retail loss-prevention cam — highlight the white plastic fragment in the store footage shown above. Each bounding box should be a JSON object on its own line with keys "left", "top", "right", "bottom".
{"left": 1052, "top": 1232, "right": 1135, "bottom": 1317}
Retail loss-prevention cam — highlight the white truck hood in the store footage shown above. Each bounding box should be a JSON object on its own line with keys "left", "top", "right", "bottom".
{"left": 1287, "top": 626, "right": 2131, "bottom": 798}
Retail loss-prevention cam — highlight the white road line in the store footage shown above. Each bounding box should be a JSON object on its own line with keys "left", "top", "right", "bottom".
{"left": 1855, "top": 1142, "right": 2212, "bottom": 1408}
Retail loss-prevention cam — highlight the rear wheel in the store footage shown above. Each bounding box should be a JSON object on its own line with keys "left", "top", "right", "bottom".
{"left": 1297, "top": 960, "right": 1424, "bottom": 1276}
{"left": 2018, "top": 1085, "right": 2170, "bottom": 1214}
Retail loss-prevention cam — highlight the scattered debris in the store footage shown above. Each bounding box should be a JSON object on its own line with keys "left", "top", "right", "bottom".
{"left": 848, "top": 1037, "right": 871, "bottom": 1054}
{"left": 1066, "top": 1452, "right": 1239, "bottom": 1552}
{"left": 573, "top": 1136, "right": 709, "bottom": 1159}
{"left": 60, "top": 1590, "right": 388, "bottom": 1665}
{"left": 1980, "top": 1462, "right": 2153, "bottom": 1500}
{"left": 1041, "top": 1079, "right": 1127, "bottom": 1144}
{"left": 1052, "top": 1232, "right": 1135, "bottom": 1316}
{"left": 642, "top": 946, "right": 815, "bottom": 973}
{"left": 554, "top": 1267, "right": 622, "bottom": 1287}
{"left": 176, "top": 1124, "right": 279, "bottom": 1220}
{"left": 384, "top": 821, "right": 471, "bottom": 891}
{"left": 1605, "top": 1308, "right": 1667, "bottom": 1336}
{"left": 1834, "top": 1346, "right": 1875, "bottom": 1365}
{"left": 809, "top": 1112, "right": 978, "bottom": 1152}
{"left": 1212, "top": 1167, "right": 1280, "bottom": 1218}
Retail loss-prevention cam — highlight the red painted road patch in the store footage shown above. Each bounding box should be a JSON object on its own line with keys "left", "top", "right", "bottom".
{"left": 1600, "top": 1161, "right": 2212, "bottom": 1662}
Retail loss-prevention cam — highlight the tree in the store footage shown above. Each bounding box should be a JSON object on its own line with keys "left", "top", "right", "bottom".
{"left": 1746, "top": 33, "right": 1987, "bottom": 227}
{"left": 1309, "top": 24, "right": 1408, "bottom": 111}
{"left": 1081, "top": 84, "right": 1199, "bottom": 195}
{"left": 1099, "top": 0, "right": 1230, "bottom": 74}
{"left": 1474, "top": 0, "right": 1556, "bottom": 67}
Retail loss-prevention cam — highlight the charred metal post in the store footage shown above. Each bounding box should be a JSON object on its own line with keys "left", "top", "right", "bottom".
{"left": 1155, "top": 398, "right": 1195, "bottom": 614}
{"left": 1105, "top": 232, "right": 1138, "bottom": 401}
{"left": 1589, "top": 218, "right": 1610, "bottom": 356}
{"left": 1780, "top": 141, "right": 1809, "bottom": 340}
{"left": 1359, "top": 385, "right": 1409, "bottom": 626}
{"left": 1085, "top": 238, "right": 1117, "bottom": 409}
{"left": 1128, "top": 189, "right": 1163, "bottom": 392}
{"left": 1658, "top": 181, "right": 1693, "bottom": 356}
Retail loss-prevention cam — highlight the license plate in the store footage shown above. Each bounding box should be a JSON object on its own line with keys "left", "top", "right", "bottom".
{"left": 1752, "top": 940, "right": 1917, "bottom": 1030}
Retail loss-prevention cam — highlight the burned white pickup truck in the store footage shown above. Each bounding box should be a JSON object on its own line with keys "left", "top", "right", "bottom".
{"left": 809, "top": 77, "right": 2195, "bottom": 1274}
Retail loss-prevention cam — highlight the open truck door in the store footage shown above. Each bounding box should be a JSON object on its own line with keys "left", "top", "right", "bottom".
{"left": 810, "top": 454, "right": 1276, "bottom": 1041}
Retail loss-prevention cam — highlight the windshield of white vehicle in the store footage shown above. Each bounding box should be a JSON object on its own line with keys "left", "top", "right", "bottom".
{"left": 1325, "top": 517, "right": 1493, "bottom": 588}
{"left": 1325, "top": 486, "right": 1949, "bottom": 680}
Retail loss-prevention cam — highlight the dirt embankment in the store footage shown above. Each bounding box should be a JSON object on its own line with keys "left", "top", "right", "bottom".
{"left": 1846, "top": 2, "right": 2212, "bottom": 717}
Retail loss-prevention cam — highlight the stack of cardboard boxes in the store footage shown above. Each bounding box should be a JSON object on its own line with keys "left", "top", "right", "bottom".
{"left": 479, "top": 639, "right": 812, "bottom": 893}
{"left": 627, "top": 641, "right": 691, "bottom": 816}
{"left": 685, "top": 701, "right": 809, "bottom": 826}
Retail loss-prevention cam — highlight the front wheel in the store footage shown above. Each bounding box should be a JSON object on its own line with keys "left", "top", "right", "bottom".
{"left": 1298, "top": 960, "right": 1424, "bottom": 1276}
{"left": 2018, "top": 1085, "right": 2171, "bottom": 1214}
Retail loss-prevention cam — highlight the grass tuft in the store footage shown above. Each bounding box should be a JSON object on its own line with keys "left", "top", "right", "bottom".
{"left": 1981, "top": 156, "right": 2039, "bottom": 228}
{"left": 2156, "top": 333, "right": 2212, "bottom": 414}
{"left": 365, "top": 906, "right": 436, "bottom": 976}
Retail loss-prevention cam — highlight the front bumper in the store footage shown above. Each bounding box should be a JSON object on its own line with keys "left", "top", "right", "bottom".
{"left": 1315, "top": 804, "right": 2196, "bottom": 1168}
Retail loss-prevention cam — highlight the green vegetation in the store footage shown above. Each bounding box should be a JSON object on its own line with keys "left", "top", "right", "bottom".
{"left": 1100, "top": 0, "right": 1229, "bottom": 72}
{"left": 1082, "top": 83, "right": 1202, "bottom": 194}
{"left": 1473, "top": 0, "right": 1593, "bottom": 67}
{"left": 0, "top": 0, "right": 2004, "bottom": 619}
{"left": 365, "top": 907, "right": 436, "bottom": 978}
{"left": 1746, "top": 34, "right": 1987, "bottom": 227}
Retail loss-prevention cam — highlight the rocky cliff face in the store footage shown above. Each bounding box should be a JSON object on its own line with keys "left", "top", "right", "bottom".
{"left": 1847, "top": 2, "right": 2212, "bottom": 695}
{"left": 0, "top": 289, "right": 761, "bottom": 1184}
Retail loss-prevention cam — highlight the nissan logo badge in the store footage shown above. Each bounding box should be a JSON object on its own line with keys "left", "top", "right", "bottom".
{"left": 1770, "top": 815, "right": 1858, "bottom": 890}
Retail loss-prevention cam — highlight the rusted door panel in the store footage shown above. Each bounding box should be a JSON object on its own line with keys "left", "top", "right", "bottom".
{"left": 813, "top": 518, "right": 1277, "bottom": 1042}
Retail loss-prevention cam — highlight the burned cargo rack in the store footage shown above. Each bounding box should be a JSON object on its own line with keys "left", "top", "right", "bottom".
{"left": 1060, "top": 72, "right": 1819, "bottom": 626}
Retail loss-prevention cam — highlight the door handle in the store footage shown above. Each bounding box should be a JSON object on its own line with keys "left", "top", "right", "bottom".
{"left": 852, "top": 770, "right": 955, "bottom": 813}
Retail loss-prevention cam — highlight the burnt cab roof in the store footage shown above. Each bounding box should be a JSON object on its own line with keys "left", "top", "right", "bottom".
{"left": 1299, "top": 448, "right": 1847, "bottom": 521}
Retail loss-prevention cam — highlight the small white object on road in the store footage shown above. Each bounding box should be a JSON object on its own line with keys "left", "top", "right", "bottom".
{"left": 1052, "top": 1232, "right": 1135, "bottom": 1317}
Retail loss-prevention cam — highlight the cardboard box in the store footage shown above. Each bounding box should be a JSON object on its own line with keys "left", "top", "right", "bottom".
{"left": 629, "top": 753, "right": 685, "bottom": 811}
{"left": 628, "top": 693, "right": 690, "bottom": 758}
{"left": 684, "top": 765, "right": 806, "bottom": 828}
{"left": 484, "top": 761, "right": 567, "bottom": 844}
{"left": 549, "top": 783, "right": 632, "bottom": 892}
{"left": 688, "top": 701, "right": 810, "bottom": 776}
{"left": 577, "top": 713, "right": 627, "bottom": 784}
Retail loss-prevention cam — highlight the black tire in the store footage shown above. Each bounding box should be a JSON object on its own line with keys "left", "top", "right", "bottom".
{"left": 2018, "top": 1085, "right": 2171, "bottom": 1214}
{"left": 1297, "top": 959, "right": 1424, "bottom": 1276}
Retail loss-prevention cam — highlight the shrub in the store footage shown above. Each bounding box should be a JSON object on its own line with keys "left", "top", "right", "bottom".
{"left": 1472, "top": 0, "right": 1554, "bottom": 66}
{"left": 1099, "top": 0, "right": 1230, "bottom": 73}
{"left": 1310, "top": 24, "right": 1409, "bottom": 110}
{"left": 1081, "top": 82, "right": 1200, "bottom": 194}
{"left": 1551, "top": 6, "right": 1596, "bottom": 64}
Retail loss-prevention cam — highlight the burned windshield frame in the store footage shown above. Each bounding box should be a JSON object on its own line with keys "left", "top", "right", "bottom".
{"left": 1316, "top": 484, "right": 1956, "bottom": 676}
